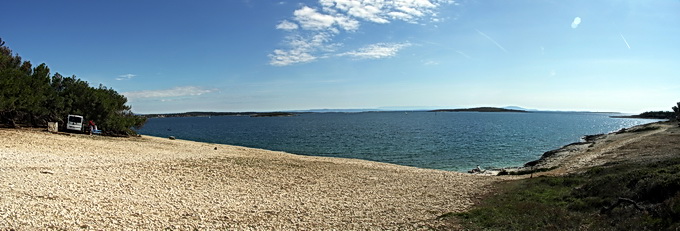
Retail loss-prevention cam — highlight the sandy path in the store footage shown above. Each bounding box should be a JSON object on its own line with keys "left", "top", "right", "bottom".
{"left": 0, "top": 128, "right": 498, "bottom": 230}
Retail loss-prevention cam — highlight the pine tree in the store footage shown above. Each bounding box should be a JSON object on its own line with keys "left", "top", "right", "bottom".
{"left": 673, "top": 102, "right": 680, "bottom": 122}
{"left": 0, "top": 37, "right": 146, "bottom": 134}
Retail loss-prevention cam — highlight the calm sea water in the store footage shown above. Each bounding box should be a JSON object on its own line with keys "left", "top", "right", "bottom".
{"left": 136, "top": 111, "right": 661, "bottom": 172}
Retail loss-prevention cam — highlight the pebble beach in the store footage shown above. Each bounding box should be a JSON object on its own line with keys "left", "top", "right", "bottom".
{"left": 3, "top": 121, "right": 676, "bottom": 229}
{"left": 0, "top": 128, "right": 499, "bottom": 230}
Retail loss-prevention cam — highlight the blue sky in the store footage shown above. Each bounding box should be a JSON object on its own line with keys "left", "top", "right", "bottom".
{"left": 2, "top": 0, "right": 679, "bottom": 113}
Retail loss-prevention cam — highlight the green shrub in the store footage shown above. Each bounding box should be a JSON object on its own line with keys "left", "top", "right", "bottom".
{"left": 451, "top": 157, "right": 680, "bottom": 230}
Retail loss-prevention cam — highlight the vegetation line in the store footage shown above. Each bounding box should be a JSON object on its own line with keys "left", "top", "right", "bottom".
{"left": 0, "top": 38, "right": 146, "bottom": 135}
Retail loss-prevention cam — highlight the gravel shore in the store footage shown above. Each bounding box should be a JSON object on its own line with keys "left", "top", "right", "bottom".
{"left": 0, "top": 128, "right": 499, "bottom": 230}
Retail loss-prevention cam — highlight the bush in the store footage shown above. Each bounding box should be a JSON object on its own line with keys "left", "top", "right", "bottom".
{"left": 450, "top": 157, "right": 680, "bottom": 230}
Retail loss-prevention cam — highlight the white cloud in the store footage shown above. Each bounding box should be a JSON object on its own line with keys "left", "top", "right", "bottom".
{"left": 123, "top": 86, "right": 217, "bottom": 99}
{"left": 322, "top": 0, "right": 390, "bottom": 23}
{"left": 276, "top": 20, "right": 299, "bottom": 30}
{"left": 571, "top": 16, "right": 581, "bottom": 29}
{"left": 293, "top": 6, "right": 359, "bottom": 31}
{"left": 270, "top": 0, "right": 455, "bottom": 66}
{"left": 339, "top": 42, "right": 411, "bottom": 59}
{"left": 116, "top": 73, "right": 136, "bottom": 80}
{"left": 387, "top": 11, "right": 413, "bottom": 21}
{"left": 268, "top": 32, "right": 336, "bottom": 66}
{"left": 269, "top": 49, "right": 317, "bottom": 66}
{"left": 320, "top": 0, "right": 443, "bottom": 24}
{"left": 334, "top": 15, "right": 360, "bottom": 31}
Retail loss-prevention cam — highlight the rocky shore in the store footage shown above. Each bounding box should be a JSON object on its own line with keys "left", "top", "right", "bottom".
{"left": 0, "top": 128, "right": 498, "bottom": 230}
{"left": 521, "top": 121, "right": 677, "bottom": 175}
{"left": 465, "top": 121, "right": 675, "bottom": 176}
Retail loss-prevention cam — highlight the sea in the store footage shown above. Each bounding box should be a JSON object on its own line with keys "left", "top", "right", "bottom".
{"left": 136, "top": 111, "right": 662, "bottom": 172}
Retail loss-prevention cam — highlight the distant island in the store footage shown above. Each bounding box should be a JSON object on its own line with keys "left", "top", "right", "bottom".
{"left": 249, "top": 112, "right": 297, "bottom": 117}
{"left": 429, "top": 107, "right": 528, "bottom": 113}
{"left": 144, "top": 111, "right": 296, "bottom": 118}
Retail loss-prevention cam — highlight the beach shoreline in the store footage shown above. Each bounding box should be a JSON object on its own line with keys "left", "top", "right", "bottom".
{"left": 2, "top": 120, "right": 676, "bottom": 229}
{"left": 0, "top": 127, "right": 499, "bottom": 230}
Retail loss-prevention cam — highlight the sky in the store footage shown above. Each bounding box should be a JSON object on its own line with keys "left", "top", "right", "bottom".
{"left": 2, "top": 0, "right": 679, "bottom": 114}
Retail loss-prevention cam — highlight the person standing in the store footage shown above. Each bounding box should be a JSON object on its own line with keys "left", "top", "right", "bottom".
{"left": 88, "top": 120, "right": 97, "bottom": 135}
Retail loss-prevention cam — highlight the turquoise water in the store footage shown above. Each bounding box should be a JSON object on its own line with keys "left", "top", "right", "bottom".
{"left": 136, "top": 111, "right": 661, "bottom": 172}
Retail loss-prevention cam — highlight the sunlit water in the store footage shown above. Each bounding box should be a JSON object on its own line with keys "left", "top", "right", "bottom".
{"left": 136, "top": 111, "right": 662, "bottom": 172}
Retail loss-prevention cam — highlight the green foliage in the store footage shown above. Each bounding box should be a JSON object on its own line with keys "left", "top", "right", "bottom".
{"left": 673, "top": 102, "right": 680, "bottom": 121}
{"left": 498, "top": 166, "right": 558, "bottom": 175}
{"left": 0, "top": 38, "right": 146, "bottom": 135}
{"left": 637, "top": 111, "right": 676, "bottom": 119}
{"left": 451, "top": 158, "right": 680, "bottom": 230}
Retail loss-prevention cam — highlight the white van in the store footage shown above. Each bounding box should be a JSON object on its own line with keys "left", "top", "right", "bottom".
{"left": 66, "top": 115, "right": 84, "bottom": 132}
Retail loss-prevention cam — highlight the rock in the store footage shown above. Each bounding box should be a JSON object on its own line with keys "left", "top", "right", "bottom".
{"left": 40, "top": 170, "right": 55, "bottom": 175}
{"left": 169, "top": 136, "right": 176, "bottom": 140}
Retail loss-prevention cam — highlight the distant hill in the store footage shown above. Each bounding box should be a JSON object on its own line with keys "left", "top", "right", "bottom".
{"left": 429, "top": 107, "right": 528, "bottom": 113}
{"left": 144, "top": 111, "right": 296, "bottom": 118}
{"left": 287, "top": 108, "right": 382, "bottom": 113}
{"left": 503, "top": 106, "right": 537, "bottom": 111}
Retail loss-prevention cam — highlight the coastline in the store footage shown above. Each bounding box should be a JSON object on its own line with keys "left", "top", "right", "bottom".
{"left": 467, "top": 120, "right": 673, "bottom": 176}
{"left": 0, "top": 128, "right": 498, "bottom": 230}
{"left": 2, "top": 120, "right": 676, "bottom": 229}
{"left": 517, "top": 120, "right": 677, "bottom": 175}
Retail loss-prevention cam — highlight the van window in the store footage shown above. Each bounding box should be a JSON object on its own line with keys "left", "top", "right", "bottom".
{"left": 69, "top": 116, "right": 82, "bottom": 123}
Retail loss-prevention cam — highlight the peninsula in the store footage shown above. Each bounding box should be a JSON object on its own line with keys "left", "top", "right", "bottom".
{"left": 429, "top": 107, "right": 528, "bottom": 113}
{"left": 610, "top": 111, "right": 675, "bottom": 119}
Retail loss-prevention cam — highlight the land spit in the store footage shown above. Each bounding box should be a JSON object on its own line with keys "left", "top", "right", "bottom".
{"left": 525, "top": 121, "right": 679, "bottom": 176}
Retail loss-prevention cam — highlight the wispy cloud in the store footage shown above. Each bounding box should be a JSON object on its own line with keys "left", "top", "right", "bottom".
{"left": 620, "top": 33, "right": 631, "bottom": 49}
{"left": 270, "top": 0, "right": 455, "bottom": 66}
{"left": 571, "top": 16, "right": 581, "bottom": 29}
{"left": 269, "top": 32, "right": 337, "bottom": 66}
{"left": 456, "top": 50, "right": 472, "bottom": 59}
{"left": 276, "top": 20, "right": 299, "bottom": 30}
{"left": 475, "top": 29, "right": 508, "bottom": 53}
{"left": 293, "top": 6, "right": 359, "bottom": 31}
{"left": 339, "top": 42, "right": 411, "bottom": 59}
{"left": 422, "top": 60, "right": 440, "bottom": 65}
{"left": 320, "top": 0, "right": 441, "bottom": 24}
{"left": 116, "top": 73, "right": 136, "bottom": 81}
{"left": 123, "top": 86, "right": 217, "bottom": 99}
